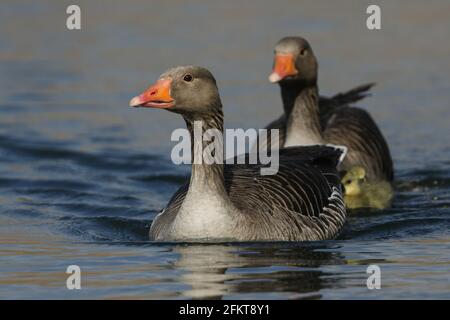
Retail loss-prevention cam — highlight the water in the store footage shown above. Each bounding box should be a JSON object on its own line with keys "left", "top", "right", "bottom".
{"left": 1, "top": 0, "right": 450, "bottom": 299}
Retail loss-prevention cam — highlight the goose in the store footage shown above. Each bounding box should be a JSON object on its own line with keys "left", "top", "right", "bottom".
{"left": 129, "top": 65, "right": 347, "bottom": 241}
{"left": 342, "top": 166, "right": 393, "bottom": 210}
{"left": 263, "top": 36, "right": 394, "bottom": 183}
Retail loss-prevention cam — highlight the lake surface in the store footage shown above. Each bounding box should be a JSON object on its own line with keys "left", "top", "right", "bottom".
{"left": 1, "top": 1, "right": 449, "bottom": 299}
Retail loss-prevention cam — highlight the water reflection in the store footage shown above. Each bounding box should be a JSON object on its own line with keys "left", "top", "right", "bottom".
{"left": 173, "top": 243, "right": 346, "bottom": 299}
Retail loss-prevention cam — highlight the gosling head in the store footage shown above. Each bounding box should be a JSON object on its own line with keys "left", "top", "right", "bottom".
{"left": 342, "top": 166, "right": 367, "bottom": 196}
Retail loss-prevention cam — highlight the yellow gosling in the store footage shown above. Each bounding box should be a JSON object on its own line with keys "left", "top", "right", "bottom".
{"left": 342, "top": 166, "right": 393, "bottom": 210}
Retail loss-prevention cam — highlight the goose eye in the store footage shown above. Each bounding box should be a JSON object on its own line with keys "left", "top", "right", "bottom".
{"left": 183, "top": 74, "right": 193, "bottom": 82}
{"left": 300, "top": 49, "right": 307, "bottom": 57}
{"left": 345, "top": 179, "right": 352, "bottom": 185}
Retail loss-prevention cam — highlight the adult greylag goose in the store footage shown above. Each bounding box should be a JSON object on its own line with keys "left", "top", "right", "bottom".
{"left": 264, "top": 36, "right": 394, "bottom": 182}
{"left": 130, "top": 65, "right": 347, "bottom": 241}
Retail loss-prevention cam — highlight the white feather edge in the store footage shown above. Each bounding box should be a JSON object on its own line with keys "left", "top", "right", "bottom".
{"left": 325, "top": 144, "right": 348, "bottom": 165}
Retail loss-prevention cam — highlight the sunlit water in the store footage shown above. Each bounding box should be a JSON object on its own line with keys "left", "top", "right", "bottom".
{"left": 1, "top": 1, "right": 449, "bottom": 299}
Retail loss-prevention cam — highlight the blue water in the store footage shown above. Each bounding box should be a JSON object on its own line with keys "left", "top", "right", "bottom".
{"left": 1, "top": 1, "right": 450, "bottom": 299}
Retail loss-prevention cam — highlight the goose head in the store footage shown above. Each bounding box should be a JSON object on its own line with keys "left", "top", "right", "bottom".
{"left": 129, "top": 66, "right": 222, "bottom": 120}
{"left": 269, "top": 36, "right": 318, "bottom": 85}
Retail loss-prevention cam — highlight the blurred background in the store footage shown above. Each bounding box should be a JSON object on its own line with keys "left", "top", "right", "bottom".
{"left": 0, "top": 0, "right": 449, "bottom": 299}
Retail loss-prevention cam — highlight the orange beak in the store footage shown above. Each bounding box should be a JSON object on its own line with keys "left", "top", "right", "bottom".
{"left": 129, "top": 78, "right": 175, "bottom": 108}
{"left": 268, "top": 53, "right": 298, "bottom": 83}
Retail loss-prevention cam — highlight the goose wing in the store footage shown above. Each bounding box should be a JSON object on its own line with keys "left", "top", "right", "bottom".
{"left": 319, "top": 83, "right": 375, "bottom": 129}
{"left": 225, "top": 146, "right": 346, "bottom": 240}
{"left": 323, "top": 107, "right": 393, "bottom": 181}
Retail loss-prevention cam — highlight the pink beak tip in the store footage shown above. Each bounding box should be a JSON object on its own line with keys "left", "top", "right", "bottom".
{"left": 268, "top": 72, "right": 282, "bottom": 83}
{"left": 129, "top": 96, "right": 142, "bottom": 107}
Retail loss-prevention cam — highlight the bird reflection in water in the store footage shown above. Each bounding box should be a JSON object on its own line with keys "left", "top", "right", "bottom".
{"left": 171, "top": 243, "right": 347, "bottom": 299}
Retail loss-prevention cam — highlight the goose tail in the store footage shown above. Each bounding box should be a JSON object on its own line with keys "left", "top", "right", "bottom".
{"left": 330, "top": 83, "right": 376, "bottom": 106}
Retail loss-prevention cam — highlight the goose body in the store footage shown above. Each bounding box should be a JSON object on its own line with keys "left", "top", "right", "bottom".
{"left": 151, "top": 147, "right": 346, "bottom": 241}
{"left": 264, "top": 37, "right": 394, "bottom": 183}
{"left": 130, "top": 66, "right": 347, "bottom": 242}
{"left": 263, "top": 83, "right": 375, "bottom": 148}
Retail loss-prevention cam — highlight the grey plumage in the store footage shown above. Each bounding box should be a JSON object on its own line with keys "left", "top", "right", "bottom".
{"left": 265, "top": 37, "right": 393, "bottom": 182}
{"left": 323, "top": 106, "right": 393, "bottom": 181}
{"left": 130, "top": 65, "right": 347, "bottom": 242}
{"left": 262, "top": 88, "right": 393, "bottom": 181}
{"left": 150, "top": 146, "right": 347, "bottom": 241}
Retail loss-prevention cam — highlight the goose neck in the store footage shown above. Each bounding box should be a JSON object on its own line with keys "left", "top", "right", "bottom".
{"left": 184, "top": 109, "right": 226, "bottom": 195}
{"left": 282, "top": 83, "right": 323, "bottom": 146}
